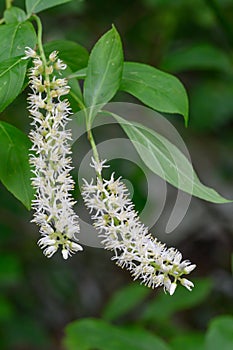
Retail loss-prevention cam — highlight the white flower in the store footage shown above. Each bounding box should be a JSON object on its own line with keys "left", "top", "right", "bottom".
{"left": 90, "top": 157, "right": 109, "bottom": 175}
{"left": 22, "top": 47, "right": 37, "bottom": 59}
{"left": 82, "top": 158, "right": 196, "bottom": 294}
{"left": 25, "top": 47, "right": 82, "bottom": 259}
{"left": 180, "top": 278, "right": 194, "bottom": 291}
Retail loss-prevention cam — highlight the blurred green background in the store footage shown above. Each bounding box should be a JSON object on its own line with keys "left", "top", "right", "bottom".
{"left": 0, "top": 0, "right": 233, "bottom": 349}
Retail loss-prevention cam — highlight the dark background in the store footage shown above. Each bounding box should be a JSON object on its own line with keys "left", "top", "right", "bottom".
{"left": 0, "top": 0, "right": 232, "bottom": 349}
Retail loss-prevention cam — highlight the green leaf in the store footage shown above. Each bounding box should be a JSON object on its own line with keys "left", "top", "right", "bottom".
{"left": 170, "top": 333, "right": 205, "bottom": 350}
{"left": 26, "top": 0, "right": 71, "bottom": 15}
{"left": 0, "top": 56, "right": 28, "bottom": 111}
{"left": 64, "top": 318, "right": 171, "bottom": 350}
{"left": 0, "top": 122, "right": 34, "bottom": 210}
{"left": 44, "top": 40, "right": 89, "bottom": 72}
{"left": 62, "top": 66, "right": 83, "bottom": 112}
{"left": 4, "top": 7, "right": 27, "bottom": 23}
{"left": 112, "top": 114, "right": 231, "bottom": 203}
{"left": 102, "top": 283, "right": 150, "bottom": 321}
{"left": 84, "top": 26, "right": 123, "bottom": 124}
{"left": 161, "top": 44, "right": 233, "bottom": 73}
{"left": 120, "top": 62, "right": 189, "bottom": 126}
{"left": 0, "top": 56, "right": 28, "bottom": 113}
{"left": 141, "top": 278, "right": 212, "bottom": 324}
{"left": 68, "top": 67, "right": 87, "bottom": 80}
{"left": 0, "top": 22, "right": 37, "bottom": 62}
{"left": 73, "top": 61, "right": 188, "bottom": 127}
{"left": 68, "top": 77, "right": 83, "bottom": 111}
{"left": 205, "top": 316, "right": 233, "bottom": 350}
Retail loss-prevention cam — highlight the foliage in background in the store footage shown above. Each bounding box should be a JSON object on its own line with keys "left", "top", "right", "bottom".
{"left": 64, "top": 280, "right": 233, "bottom": 350}
{"left": 0, "top": 0, "right": 232, "bottom": 349}
{"left": 0, "top": 0, "right": 231, "bottom": 212}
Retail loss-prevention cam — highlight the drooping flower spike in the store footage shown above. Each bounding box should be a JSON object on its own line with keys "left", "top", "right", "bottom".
{"left": 82, "top": 158, "right": 196, "bottom": 295}
{"left": 24, "top": 47, "right": 82, "bottom": 259}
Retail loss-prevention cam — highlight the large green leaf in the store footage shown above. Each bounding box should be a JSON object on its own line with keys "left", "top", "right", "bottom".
{"left": 44, "top": 40, "right": 89, "bottom": 72}
{"left": 205, "top": 316, "right": 233, "bottom": 350}
{"left": 102, "top": 283, "right": 150, "bottom": 321}
{"left": 64, "top": 318, "right": 171, "bottom": 350}
{"left": 26, "top": 0, "right": 71, "bottom": 15}
{"left": 0, "top": 56, "right": 28, "bottom": 113}
{"left": 112, "top": 114, "right": 231, "bottom": 203}
{"left": 0, "top": 22, "right": 37, "bottom": 62}
{"left": 161, "top": 44, "right": 233, "bottom": 73}
{"left": 84, "top": 26, "right": 123, "bottom": 124}
{"left": 4, "top": 7, "right": 27, "bottom": 24}
{"left": 71, "top": 61, "right": 188, "bottom": 127}
{"left": 120, "top": 62, "right": 189, "bottom": 126}
{"left": 0, "top": 122, "right": 34, "bottom": 210}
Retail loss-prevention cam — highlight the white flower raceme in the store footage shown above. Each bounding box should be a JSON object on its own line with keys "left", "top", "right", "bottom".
{"left": 82, "top": 158, "right": 196, "bottom": 295}
{"left": 24, "top": 47, "right": 82, "bottom": 259}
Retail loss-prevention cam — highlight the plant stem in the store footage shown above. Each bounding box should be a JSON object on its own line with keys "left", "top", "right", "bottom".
{"left": 0, "top": 0, "right": 13, "bottom": 23}
{"left": 6, "top": 0, "right": 13, "bottom": 9}
{"left": 83, "top": 109, "right": 102, "bottom": 179}
{"left": 32, "top": 14, "right": 101, "bottom": 177}
{"left": 69, "top": 90, "right": 86, "bottom": 110}
{"left": 205, "top": 0, "right": 233, "bottom": 47}
{"left": 69, "top": 91, "right": 99, "bottom": 163}
{"left": 31, "top": 15, "right": 51, "bottom": 96}
{"left": 32, "top": 15, "right": 47, "bottom": 68}
{"left": 87, "top": 128, "right": 100, "bottom": 165}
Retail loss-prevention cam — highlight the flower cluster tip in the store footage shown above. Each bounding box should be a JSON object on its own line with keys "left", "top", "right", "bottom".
{"left": 82, "top": 158, "right": 196, "bottom": 295}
